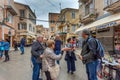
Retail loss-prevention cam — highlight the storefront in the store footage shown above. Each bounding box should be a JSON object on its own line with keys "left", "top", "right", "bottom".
{"left": 96, "top": 21, "right": 118, "bottom": 53}
{"left": 75, "top": 13, "right": 120, "bottom": 54}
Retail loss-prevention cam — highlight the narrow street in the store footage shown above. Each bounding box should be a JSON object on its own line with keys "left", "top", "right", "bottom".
{"left": 0, "top": 47, "right": 87, "bottom": 80}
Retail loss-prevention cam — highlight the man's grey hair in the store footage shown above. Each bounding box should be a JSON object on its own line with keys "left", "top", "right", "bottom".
{"left": 82, "top": 29, "right": 91, "bottom": 36}
{"left": 37, "top": 35, "right": 43, "bottom": 39}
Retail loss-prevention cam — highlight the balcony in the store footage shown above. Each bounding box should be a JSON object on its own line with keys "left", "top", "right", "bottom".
{"left": 5, "top": 5, "right": 17, "bottom": 15}
{"left": 104, "top": 0, "right": 120, "bottom": 13}
{"left": 80, "top": 9, "right": 98, "bottom": 24}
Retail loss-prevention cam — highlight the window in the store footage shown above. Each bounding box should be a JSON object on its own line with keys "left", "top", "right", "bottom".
{"left": 72, "top": 24, "right": 76, "bottom": 32}
{"left": 7, "top": 12, "right": 13, "bottom": 23}
{"left": 33, "top": 27, "right": 35, "bottom": 32}
{"left": 51, "top": 27, "right": 54, "bottom": 32}
{"left": 20, "top": 10, "right": 25, "bottom": 17}
{"left": 29, "top": 13, "right": 36, "bottom": 24}
{"left": 85, "top": 5, "right": 90, "bottom": 16}
{"left": 18, "top": 23, "right": 27, "bottom": 30}
{"left": 29, "top": 24, "right": 32, "bottom": 31}
{"left": 72, "top": 11, "right": 75, "bottom": 19}
{"left": 50, "top": 20, "right": 55, "bottom": 24}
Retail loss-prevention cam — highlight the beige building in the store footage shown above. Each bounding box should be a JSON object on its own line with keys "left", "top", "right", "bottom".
{"left": 14, "top": 2, "right": 36, "bottom": 45}
{"left": 0, "top": 0, "right": 18, "bottom": 47}
{"left": 49, "top": 13, "right": 60, "bottom": 38}
{"left": 76, "top": 0, "right": 120, "bottom": 52}
{"left": 57, "top": 8, "right": 79, "bottom": 43}
{"left": 36, "top": 25, "right": 50, "bottom": 39}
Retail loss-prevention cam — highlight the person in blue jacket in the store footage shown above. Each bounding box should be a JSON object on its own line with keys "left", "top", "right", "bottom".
{"left": 54, "top": 35, "right": 62, "bottom": 64}
{"left": 0, "top": 39, "right": 4, "bottom": 59}
{"left": 4, "top": 39, "right": 10, "bottom": 62}
{"left": 20, "top": 37, "right": 26, "bottom": 55}
{"left": 65, "top": 38, "right": 77, "bottom": 74}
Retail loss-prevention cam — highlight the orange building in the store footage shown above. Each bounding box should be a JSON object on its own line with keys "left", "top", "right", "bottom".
{"left": 49, "top": 13, "right": 60, "bottom": 38}
{"left": 0, "top": 0, "right": 18, "bottom": 47}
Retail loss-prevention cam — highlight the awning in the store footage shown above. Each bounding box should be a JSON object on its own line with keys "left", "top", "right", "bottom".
{"left": 75, "top": 13, "right": 120, "bottom": 33}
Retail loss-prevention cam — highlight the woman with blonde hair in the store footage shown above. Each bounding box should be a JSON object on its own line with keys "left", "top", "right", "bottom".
{"left": 42, "top": 40, "right": 71, "bottom": 80}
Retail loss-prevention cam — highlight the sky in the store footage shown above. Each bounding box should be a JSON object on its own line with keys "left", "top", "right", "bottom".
{"left": 14, "top": 0, "right": 79, "bottom": 28}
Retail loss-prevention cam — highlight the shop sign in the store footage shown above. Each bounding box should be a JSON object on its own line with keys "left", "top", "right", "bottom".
{"left": 97, "top": 22, "right": 117, "bottom": 30}
{"left": 97, "top": 22, "right": 117, "bottom": 33}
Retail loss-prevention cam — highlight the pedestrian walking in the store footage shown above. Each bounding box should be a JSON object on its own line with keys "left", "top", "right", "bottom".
{"left": 42, "top": 40, "right": 67, "bottom": 80}
{"left": 0, "top": 39, "right": 4, "bottom": 60}
{"left": 54, "top": 35, "right": 62, "bottom": 64}
{"left": 20, "top": 37, "right": 26, "bottom": 55}
{"left": 65, "top": 38, "right": 77, "bottom": 74}
{"left": 79, "top": 29, "right": 99, "bottom": 80}
{"left": 31, "top": 35, "right": 45, "bottom": 80}
{"left": 13, "top": 39, "right": 18, "bottom": 51}
{"left": 4, "top": 39, "right": 10, "bottom": 62}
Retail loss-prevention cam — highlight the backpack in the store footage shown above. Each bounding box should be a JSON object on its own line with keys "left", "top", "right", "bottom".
{"left": 95, "top": 39, "right": 104, "bottom": 59}
{"left": 88, "top": 38, "right": 104, "bottom": 59}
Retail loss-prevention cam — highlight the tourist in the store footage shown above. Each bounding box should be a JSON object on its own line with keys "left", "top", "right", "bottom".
{"left": 31, "top": 35, "right": 45, "bottom": 80}
{"left": 0, "top": 39, "right": 4, "bottom": 60}
{"left": 20, "top": 37, "right": 26, "bottom": 55}
{"left": 4, "top": 39, "right": 10, "bottom": 62}
{"left": 65, "top": 38, "right": 77, "bottom": 74}
{"left": 42, "top": 40, "right": 67, "bottom": 80}
{"left": 79, "top": 29, "right": 98, "bottom": 80}
{"left": 54, "top": 35, "right": 62, "bottom": 64}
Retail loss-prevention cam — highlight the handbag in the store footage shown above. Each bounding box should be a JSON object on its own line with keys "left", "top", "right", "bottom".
{"left": 45, "top": 58, "right": 60, "bottom": 79}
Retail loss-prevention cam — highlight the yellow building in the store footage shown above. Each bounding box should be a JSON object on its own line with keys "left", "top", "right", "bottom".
{"left": 57, "top": 8, "right": 79, "bottom": 43}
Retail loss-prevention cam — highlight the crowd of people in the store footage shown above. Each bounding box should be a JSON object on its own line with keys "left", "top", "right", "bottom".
{"left": 0, "top": 37, "right": 26, "bottom": 62}
{"left": 31, "top": 29, "right": 105, "bottom": 80}
{"left": 0, "top": 39, "right": 10, "bottom": 62}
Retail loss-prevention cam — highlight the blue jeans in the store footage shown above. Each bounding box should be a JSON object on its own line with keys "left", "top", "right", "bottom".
{"left": 86, "top": 60, "right": 98, "bottom": 80}
{"left": 55, "top": 50, "right": 61, "bottom": 64}
{"left": 20, "top": 44, "right": 24, "bottom": 54}
{"left": 0, "top": 50, "right": 3, "bottom": 57}
{"left": 31, "top": 57, "right": 42, "bottom": 80}
{"left": 66, "top": 58, "right": 76, "bottom": 72}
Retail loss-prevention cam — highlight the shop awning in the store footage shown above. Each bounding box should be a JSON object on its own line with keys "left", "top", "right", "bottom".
{"left": 75, "top": 13, "right": 120, "bottom": 33}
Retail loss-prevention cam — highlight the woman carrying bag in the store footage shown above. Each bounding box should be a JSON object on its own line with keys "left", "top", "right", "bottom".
{"left": 42, "top": 40, "right": 71, "bottom": 80}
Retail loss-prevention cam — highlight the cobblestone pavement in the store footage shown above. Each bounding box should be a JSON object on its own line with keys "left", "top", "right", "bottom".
{"left": 0, "top": 47, "right": 88, "bottom": 80}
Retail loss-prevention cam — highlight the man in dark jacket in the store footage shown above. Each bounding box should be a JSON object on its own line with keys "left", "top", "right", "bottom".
{"left": 79, "top": 29, "right": 98, "bottom": 80}
{"left": 20, "top": 37, "right": 26, "bottom": 55}
{"left": 54, "top": 35, "right": 62, "bottom": 64}
{"left": 31, "top": 35, "right": 44, "bottom": 80}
